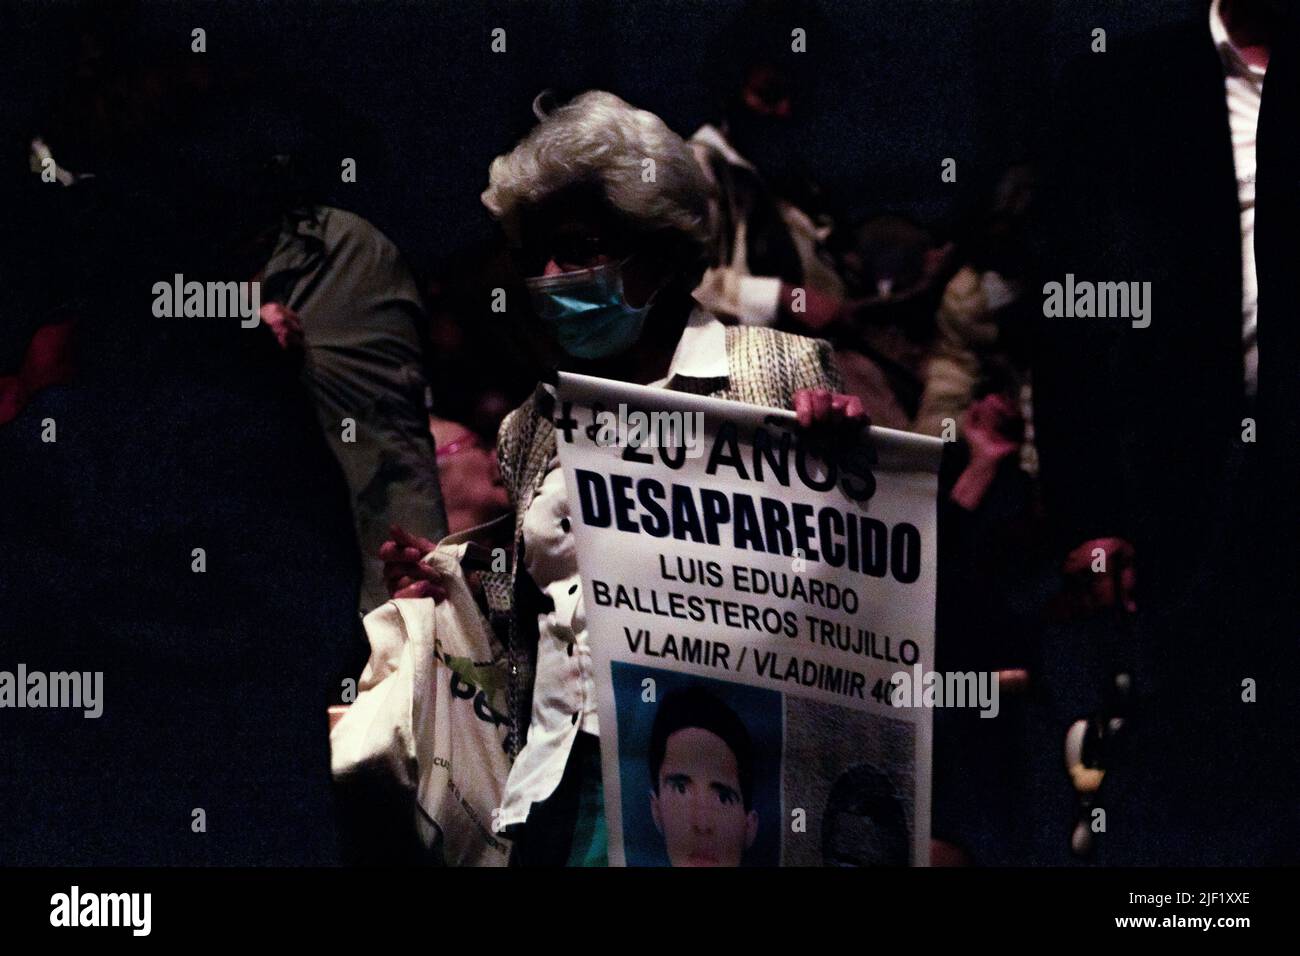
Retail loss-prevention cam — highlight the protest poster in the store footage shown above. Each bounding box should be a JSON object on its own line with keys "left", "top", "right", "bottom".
{"left": 553, "top": 372, "right": 942, "bottom": 867}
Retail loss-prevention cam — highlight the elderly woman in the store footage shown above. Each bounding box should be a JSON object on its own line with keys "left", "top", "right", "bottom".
{"left": 383, "top": 91, "right": 865, "bottom": 866}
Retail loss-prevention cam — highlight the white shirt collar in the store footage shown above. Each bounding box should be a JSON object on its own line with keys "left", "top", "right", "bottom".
{"left": 1210, "top": 0, "right": 1267, "bottom": 81}
{"left": 662, "top": 307, "right": 730, "bottom": 382}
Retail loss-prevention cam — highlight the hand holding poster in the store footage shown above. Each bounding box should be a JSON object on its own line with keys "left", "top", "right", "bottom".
{"left": 554, "top": 372, "right": 942, "bottom": 867}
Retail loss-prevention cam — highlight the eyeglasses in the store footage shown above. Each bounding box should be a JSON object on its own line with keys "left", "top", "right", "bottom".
{"left": 513, "top": 233, "right": 630, "bottom": 278}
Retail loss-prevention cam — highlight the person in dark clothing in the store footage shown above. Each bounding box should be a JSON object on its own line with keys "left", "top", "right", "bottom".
{"left": 0, "top": 66, "right": 363, "bottom": 865}
{"left": 1032, "top": 0, "right": 1297, "bottom": 865}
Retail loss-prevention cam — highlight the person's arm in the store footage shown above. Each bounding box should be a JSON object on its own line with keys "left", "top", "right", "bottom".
{"left": 300, "top": 214, "right": 450, "bottom": 575}
{"left": 695, "top": 267, "right": 781, "bottom": 326}
{"left": 949, "top": 394, "right": 1021, "bottom": 512}
{"left": 777, "top": 281, "right": 843, "bottom": 330}
{"left": 695, "top": 268, "right": 845, "bottom": 330}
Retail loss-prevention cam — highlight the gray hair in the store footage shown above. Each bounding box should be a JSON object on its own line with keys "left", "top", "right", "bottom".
{"left": 482, "top": 91, "right": 712, "bottom": 264}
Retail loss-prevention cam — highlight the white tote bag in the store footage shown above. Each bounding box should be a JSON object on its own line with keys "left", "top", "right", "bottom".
{"left": 330, "top": 530, "right": 513, "bottom": 866}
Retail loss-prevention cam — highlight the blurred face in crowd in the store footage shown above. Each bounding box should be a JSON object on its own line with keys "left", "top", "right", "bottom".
{"left": 650, "top": 726, "right": 758, "bottom": 866}
{"left": 728, "top": 62, "right": 811, "bottom": 188}
{"left": 1222, "top": 0, "right": 1287, "bottom": 52}
{"left": 740, "top": 63, "right": 794, "bottom": 121}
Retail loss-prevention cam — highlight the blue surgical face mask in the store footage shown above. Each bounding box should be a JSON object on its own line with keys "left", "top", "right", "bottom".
{"left": 524, "top": 260, "right": 652, "bottom": 360}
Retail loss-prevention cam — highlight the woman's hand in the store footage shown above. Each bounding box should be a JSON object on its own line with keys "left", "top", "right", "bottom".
{"left": 378, "top": 524, "right": 447, "bottom": 601}
{"left": 949, "top": 392, "right": 1023, "bottom": 511}
{"left": 962, "top": 392, "right": 1022, "bottom": 465}
{"left": 792, "top": 388, "right": 868, "bottom": 429}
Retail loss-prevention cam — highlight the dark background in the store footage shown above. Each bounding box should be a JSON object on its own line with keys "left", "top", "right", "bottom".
{"left": 2, "top": 0, "right": 1206, "bottom": 278}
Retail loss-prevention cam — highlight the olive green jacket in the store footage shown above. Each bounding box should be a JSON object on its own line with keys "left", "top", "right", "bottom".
{"left": 264, "top": 206, "right": 447, "bottom": 613}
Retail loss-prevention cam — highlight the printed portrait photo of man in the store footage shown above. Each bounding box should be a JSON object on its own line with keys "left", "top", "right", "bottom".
{"left": 648, "top": 687, "right": 760, "bottom": 867}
